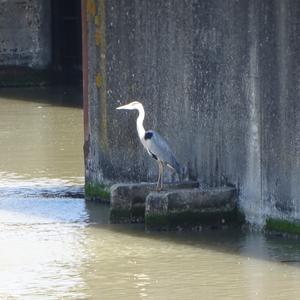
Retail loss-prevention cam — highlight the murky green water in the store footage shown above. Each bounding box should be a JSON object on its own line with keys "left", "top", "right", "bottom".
{"left": 1, "top": 87, "right": 300, "bottom": 300}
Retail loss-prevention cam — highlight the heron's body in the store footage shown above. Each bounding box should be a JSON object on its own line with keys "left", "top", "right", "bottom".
{"left": 116, "top": 101, "right": 181, "bottom": 190}
{"left": 142, "top": 130, "right": 181, "bottom": 174}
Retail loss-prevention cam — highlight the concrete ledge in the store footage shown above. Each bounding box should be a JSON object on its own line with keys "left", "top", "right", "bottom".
{"left": 110, "top": 181, "right": 199, "bottom": 223}
{"left": 145, "top": 187, "right": 242, "bottom": 230}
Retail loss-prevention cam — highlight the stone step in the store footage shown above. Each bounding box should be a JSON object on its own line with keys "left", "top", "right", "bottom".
{"left": 145, "top": 187, "right": 241, "bottom": 230}
{"left": 110, "top": 181, "right": 199, "bottom": 223}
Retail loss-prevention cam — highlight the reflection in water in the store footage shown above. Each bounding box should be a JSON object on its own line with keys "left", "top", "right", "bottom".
{"left": 81, "top": 226, "right": 300, "bottom": 300}
{"left": 0, "top": 86, "right": 84, "bottom": 182}
{"left": 1, "top": 88, "right": 300, "bottom": 299}
{"left": 0, "top": 222, "right": 88, "bottom": 299}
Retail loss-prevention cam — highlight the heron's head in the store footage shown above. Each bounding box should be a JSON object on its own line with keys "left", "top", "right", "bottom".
{"left": 116, "top": 101, "right": 143, "bottom": 111}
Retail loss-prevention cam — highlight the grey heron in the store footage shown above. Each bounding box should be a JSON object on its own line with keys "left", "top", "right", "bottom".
{"left": 116, "top": 101, "right": 181, "bottom": 191}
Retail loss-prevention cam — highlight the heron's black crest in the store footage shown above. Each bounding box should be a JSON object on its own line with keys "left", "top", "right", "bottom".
{"left": 151, "top": 152, "right": 158, "bottom": 160}
{"left": 144, "top": 131, "right": 153, "bottom": 140}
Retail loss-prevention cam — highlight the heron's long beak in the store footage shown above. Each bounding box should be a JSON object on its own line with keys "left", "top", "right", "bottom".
{"left": 116, "top": 103, "right": 131, "bottom": 110}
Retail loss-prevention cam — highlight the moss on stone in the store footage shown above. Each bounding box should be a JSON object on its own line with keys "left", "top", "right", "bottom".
{"left": 85, "top": 182, "right": 110, "bottom": 201}
{"left": 265, "top": 218, "right": 300, "bottom": 235}
{"left": 145, "top": 214, "right": 169, "bottom": 230}
{"left": 146, "top": 207, "right": 245, "bottom": 230}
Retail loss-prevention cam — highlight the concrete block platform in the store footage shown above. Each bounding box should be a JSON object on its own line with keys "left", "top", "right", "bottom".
{"left": 145, "top": 187, "right": 242, "bottom": 230}
{"left": 110, "top": 183, "right": 244, "bottom": 229}
{"left": 110, "top": 181, "right": 199, "bottom": 223}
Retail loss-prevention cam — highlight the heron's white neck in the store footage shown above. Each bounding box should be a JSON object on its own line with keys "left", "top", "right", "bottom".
{"left": 136, "top": 105, "right": 145, "bottom": 139}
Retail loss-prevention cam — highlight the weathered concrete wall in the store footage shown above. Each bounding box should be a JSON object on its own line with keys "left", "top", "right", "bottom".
{"left": 84, "top": 0, "right": 300, "bottom": 226}
{"left": 0, "top": 0, "right": 51, "bottom": 68}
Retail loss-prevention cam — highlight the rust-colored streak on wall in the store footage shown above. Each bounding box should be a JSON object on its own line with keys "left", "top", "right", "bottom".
{"left": 97, "top": 0, "right": 108, "bottom": 151}
{"left": 81, "top": 0, "right": 89, "bottom": 143}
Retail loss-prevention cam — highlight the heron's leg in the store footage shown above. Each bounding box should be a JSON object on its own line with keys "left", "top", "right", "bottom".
{"left": 160, "top": 163, "right": 164, "bottom": 190}
{"left": 156, "top": 161, "right": 162, "bottom": 191}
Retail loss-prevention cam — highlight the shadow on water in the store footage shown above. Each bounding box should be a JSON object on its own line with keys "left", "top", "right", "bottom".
{"left": 0, "top": 85, "right": 83, "bottom": 108}
{"left": 85, "top": 201, "right": 300, "bottom": 268}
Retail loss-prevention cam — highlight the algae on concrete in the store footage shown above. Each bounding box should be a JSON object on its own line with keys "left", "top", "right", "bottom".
{"left": 85, "top": 182, "right": 110, "bottom": 202}
{"left": 265, "top": 218, "right": 300, "bottom": 235}
{"left": 145, "top": 207, "right": 244, "bottom": 231}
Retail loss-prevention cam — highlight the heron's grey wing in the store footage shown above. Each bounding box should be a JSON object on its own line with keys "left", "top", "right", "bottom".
{"left": 144, "top": 130, "right": 180, "bottom": 174}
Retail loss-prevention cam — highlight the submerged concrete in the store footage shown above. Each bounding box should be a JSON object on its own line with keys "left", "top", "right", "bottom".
{"left": 84, "top": 0, "right": 300, "bottom": 227}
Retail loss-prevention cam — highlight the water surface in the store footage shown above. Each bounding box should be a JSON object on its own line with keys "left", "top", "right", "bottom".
{"left": 0, "top": 87, "right": 300, "bottom": 300}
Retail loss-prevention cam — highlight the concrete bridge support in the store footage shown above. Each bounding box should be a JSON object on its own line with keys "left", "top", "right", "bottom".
{"left": 82, "top": 0, "right": 300, "bottom": 229}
